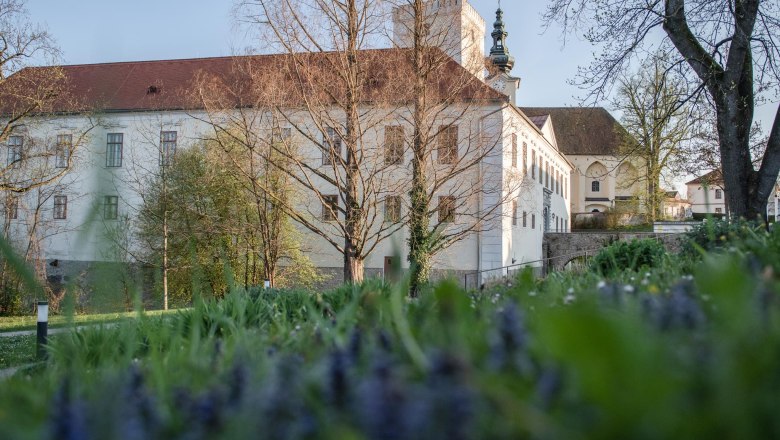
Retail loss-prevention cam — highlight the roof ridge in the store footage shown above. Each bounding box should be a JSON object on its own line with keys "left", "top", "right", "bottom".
{"left": 39, "top": 47, "right": 404, "bottom": 69}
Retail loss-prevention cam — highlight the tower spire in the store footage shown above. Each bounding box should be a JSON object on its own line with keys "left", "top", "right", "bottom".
{"left": 489, "top": 3, "right": 514, "bottom": 74}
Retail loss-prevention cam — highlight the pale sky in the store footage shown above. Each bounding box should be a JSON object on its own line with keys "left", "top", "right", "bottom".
{"left": 24, "top": 0, "right": 597, "bottom": 108}
{"left": 24, "top": 0, "right": 778, "bottom": 191}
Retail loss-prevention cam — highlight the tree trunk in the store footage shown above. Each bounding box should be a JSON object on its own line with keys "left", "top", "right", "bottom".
{"left": 344, "top": 254, "right": 364, "bottom": 284}
{"left": 407, "top": 0, "right": 432, "bottom": 297}
{"left": 163, "top": 210, "right": 169, "bottom": 310}
{"left": 715, "top": 88, "right": 759, "bottom": 220}
{"left": 340, "top": 0, "right": 365, "bottom": 284}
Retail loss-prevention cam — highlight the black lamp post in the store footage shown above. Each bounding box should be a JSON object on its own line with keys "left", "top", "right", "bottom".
{"left": 37, "top": 300, "right": 48, "bottom": 360}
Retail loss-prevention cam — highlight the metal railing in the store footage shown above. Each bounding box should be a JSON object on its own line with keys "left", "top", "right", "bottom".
{"left": 463, "top": 249, "right": 601, "bottom": 291}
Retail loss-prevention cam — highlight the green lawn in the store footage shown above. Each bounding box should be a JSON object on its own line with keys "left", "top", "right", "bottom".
{"left": 0, "top": 308, "right": 182, "bottom": 333}
{"left": 0, "top": 335, "right": 37, "bottom": 369}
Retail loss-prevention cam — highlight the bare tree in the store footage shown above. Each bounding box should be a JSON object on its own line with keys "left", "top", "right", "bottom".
{"left": 613, "top": 54, "right": 703, "bottom": 221}
{"left": 392, "top": 0, "right": 523, "bottom": 294}
{"left": 231, "top": 0, "right": 403, "bottom": 283}
{"left": 0, "top": 128, "right": 91, "bottom": 313}
{"left": 0, "top": 0, "right": 78, "bottom": 192}
{"left": 545, "top": 0, "right": 780, "bottom": 221}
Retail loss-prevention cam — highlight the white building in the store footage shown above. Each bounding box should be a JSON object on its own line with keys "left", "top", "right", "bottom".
{"left": 686, "top": 170, "right": 727, "bottom": 218}
{"left": 661, "top": 191, "right": 691, "bottom": 220}
{"left": 687, "top": 170, "right": 780, "bottom": 220}
{"left": 0, "top": 1, "right": 576, "bottom": 290}
{"left": 520, "top": 107, "right": 644, "bottom": 220}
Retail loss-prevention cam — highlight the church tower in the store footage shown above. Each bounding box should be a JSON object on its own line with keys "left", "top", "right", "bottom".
{"left": 392, "top": 0, "right": 486, "bottom": 79}
{"left": 486, "top": 4, "right": 520, "bottom": 105}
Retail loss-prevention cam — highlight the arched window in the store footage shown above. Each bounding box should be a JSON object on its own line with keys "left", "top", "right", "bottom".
{"left": 592, "top": 209, "right": 600, "bottom": 213}
{"left": 592, "top": 181, "right": 600, "bottom": 192}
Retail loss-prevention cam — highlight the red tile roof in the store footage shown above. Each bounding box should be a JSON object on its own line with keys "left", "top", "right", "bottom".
{"left": 1, "top": 49, "right": 506, "bottom": 116}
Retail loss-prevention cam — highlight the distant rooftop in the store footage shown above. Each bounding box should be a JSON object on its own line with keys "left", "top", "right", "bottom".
{"left": 520, "top": 107, "right": 631, "bottom": 156}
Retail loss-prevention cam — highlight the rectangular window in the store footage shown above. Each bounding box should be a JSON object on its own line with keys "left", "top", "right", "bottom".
{"left": 539, "top": 159, "right": 543, "bottom": 184}
{"left": 564, "top": 177, "right": 568, "bottom": 199}
{"left": 272, "top": 127, "right": 292, "bottom": 144}
{"left": 531, "top": 150, "right": 536, "bottom": 179}
{"left": 385, "top": 195, "right": 401, "bottom": 223}
{"left": 322, "top": 194, "right": 338, "bottom": 222}
{"left": 715, "top": 189, "right": 723, "bottom": 200}
{"left": 55, "top": 134, "right": 72, "bottom": 168}
{"left": 555, "top": 170, "right": 560, "bottom": 195}
{"left": 437, "top": 125, "right": 458, "bottom": 164}
{"left": 523, "top": 143, "right": 527, "bottom": 175}
{"left": 715, "top": 207, "right": 723, "bottom": 214}
{"left": 384, "top": 126, "right": 404, "bottom": 165}
{"left": 6, "top": 197, "right": 18, "bottom": 220}
{"left": 160, "top": 131, "right": 177, "bottom": 166}
{"left": 511, "top": 134, "right": 518, "bottom": 168}
{"left": 323, "top": 127, "right": 341, "bottom": 166}
{"left": 522, "top": 211, "right": 527, "bottom": 227}
{"left": 106, "top": 133, "right": 123, "bottom": 167}
{"left": 104, "top": 195, "right": 119, "bottom": 220}
{"left": 53, "top": 195, "right": 67, "bottom": 220}
{"left": 7, "top": 136, "right": 23, "bottom": 166}
{"left": 512, "top": 200, "right": 518, "bottom": 226}
{"left": 545, "top": 163, "right": 549, "bottom": 188}
{"left": 438, "top": 196, "right": 455, "bottom": 223}
{"left": 532, "top": 214, "right": 536, "bottom": 229}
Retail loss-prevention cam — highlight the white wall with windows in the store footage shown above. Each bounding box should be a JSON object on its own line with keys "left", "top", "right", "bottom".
{"left": 3, "top": 100, "right": 565, "bottom": 283}
{"left": 686, "top": 182, "right": 727, "bottom": 215}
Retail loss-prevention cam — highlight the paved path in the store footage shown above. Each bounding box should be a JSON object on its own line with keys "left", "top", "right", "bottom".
{"left": 0, "top": 363, "right": 36, "bottom": 379}
{"left": 0, "top": 322, "right": 118, "bottom": 338}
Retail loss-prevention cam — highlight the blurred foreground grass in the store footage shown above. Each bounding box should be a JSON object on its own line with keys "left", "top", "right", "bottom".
{"left": 0, "top": 221, "right": 778, "bottom": 438}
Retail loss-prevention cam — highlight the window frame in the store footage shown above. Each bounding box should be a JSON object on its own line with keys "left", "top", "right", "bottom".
{"left": 592, "top": 180, "right": 600, "bottom": 192}
{"left": 7, "top": 135, "right": 23, "bottom": 167}
{"left": 438, "top": 195, "right": 456, "bottom": 223}
{"left": 715, "top": 188, "right": 723, "bottom": 200}
{"left": 104, "top": 195, "right": 119, "bottom": 220}
{"left": 384, "top": 195, "right": 402, "bottom": 223}
{"left": 511, "top": 133, "right": 518, "bottom": 168}
{"left": 160, "top": 131, "right": 177, "bottom": 166}
{"left": 522, "top": 142, "right": 527, "bottom": 175}
{"left": 55, "top": 134, "right": 72, "bottom": 168}
{"left": 511, "top": 200, "right": 518, "bottom": 226}
{"left": 53, "top": 195, "right": 67, "bottom": 220}
{"left": 106, "top": 133, "right": 124, "bottom": 168}
{"left": 384, "top": 125, "right": 404, "bottom": 165}
{"left": 322, "top": 194, "right": 339, "bottom": 222}
{"left": 322, "top": 127, "right": 342, "bottom": 166}
{"left": 437, "top": 125, "right": 458, "bottom": 165}
{"left": 6, "top": 196, "right": 18, "bottom": 220}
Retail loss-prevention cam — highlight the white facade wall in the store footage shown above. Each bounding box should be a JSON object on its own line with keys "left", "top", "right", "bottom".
{"left": 392, "top": 0, "right": 486, "bottom": 79}
{"left": 686, "top": 183, "right": 726, "bottom": 215}
{"left": 499, "top": 108, "right": 571, "bottom": 272}
{"left": 4, "top": 100, "right": 566, "bottom": 281}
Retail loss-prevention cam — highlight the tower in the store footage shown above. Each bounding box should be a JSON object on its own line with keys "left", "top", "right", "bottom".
{"left": 392, "top": 0, "right": 486, "bottom": 79}
{"left": 486, "top": 4, "right": 520, "bottom": 104}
